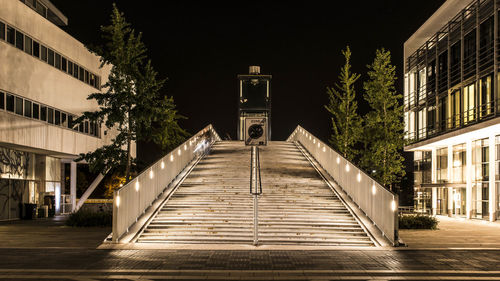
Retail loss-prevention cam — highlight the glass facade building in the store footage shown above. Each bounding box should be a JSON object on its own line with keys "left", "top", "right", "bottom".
{"left": 405, "top": 0, "right": 500, "bottom": 221}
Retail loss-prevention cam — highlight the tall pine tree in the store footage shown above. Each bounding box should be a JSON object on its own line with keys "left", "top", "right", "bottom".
{"left": 325, "top": 46, "right": 362, "bottom": 161}
{"left": 77, "top": 4, "right": 187, "bottom": 182}
{"left": 362, "top": 48, "right": 405, "bottom": 190}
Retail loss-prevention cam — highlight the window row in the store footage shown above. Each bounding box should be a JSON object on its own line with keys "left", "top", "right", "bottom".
{"left": 405, "top": 73, "right": 497, "bottom": 142}
{"left": 405, "top": 14, "right": 496, "bottom": 109}
{"left": 20, "top": 0, "right": 47, "bottom": 19}
{"left": 0, "top": 91, "right": 100, "bottom": 138}
{"left": 0, "top": 20, "right": 101, "bottom": 90}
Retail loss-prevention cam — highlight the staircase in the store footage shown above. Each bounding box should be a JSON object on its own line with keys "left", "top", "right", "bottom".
{"left": 136, "top": 141, "right": 375, "bottom": 246}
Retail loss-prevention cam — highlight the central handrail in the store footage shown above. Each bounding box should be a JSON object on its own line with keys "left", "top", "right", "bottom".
{"left": 249, "top": 146, "right": 262, "bottom": 195}
{"left": 249, "top": 145, "right": 262, "bottom": 246}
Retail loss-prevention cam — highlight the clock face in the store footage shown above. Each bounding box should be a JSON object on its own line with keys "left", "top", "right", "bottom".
{"left": 248, "top": 124, "right": 264, "bottom": 139}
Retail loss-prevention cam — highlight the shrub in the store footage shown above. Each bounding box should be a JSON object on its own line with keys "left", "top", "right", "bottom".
{"left": 398, "top": 214, "right": 438, "bottom": 230}
{"left": 65, "top": 209, "right": 112, "bottom": 227}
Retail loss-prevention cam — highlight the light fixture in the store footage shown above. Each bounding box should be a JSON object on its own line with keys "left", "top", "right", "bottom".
{"left": 318, "top": 142, "right": 321, "bottom": 148}
{"left": 170, "top": 155, "right": 174, "bottom": 162}
{"left": 184, "top": 144, "right": 187, "bottom": 151}
{"left": 149, "top": 169, "right": 154, "bottom": 179}
{"left": 178, "top": 149, "right": 181, "bottom": 156}
{"left": 372, "top": 184, "right": 376, "bottom": 195}
{"left": 116, "top": 195, "right": 120, "bottom": 207}
{"left": 391, "top": 200, "right": 397, "bottom": 212}
{"left": 161, "top": 161, "right": 165, "bottom": 169}
{"left": 313, "top": 139, "right": 316, "bottom": 144}
{"left": 135, "top": 181, "right": 140, "bottom": 191}
{"left": 345, "top": 164, "right": 350, "bottom": 172}
{"left": 323, "top": 146, "right": 326, "bottom": 152}
{"left": 357, "top": 172, "right": 361, "bottom": 182}
{"left": 336, "top": 157, "right": 340, "bottom": 164}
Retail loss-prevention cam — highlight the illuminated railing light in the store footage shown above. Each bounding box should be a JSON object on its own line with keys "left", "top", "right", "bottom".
{"left": 336, "top": 157, "right": 340, "bottom": 164}
{"left": 317, "top": 142, "right": 320, "bottom": 148}
{"left": 184, "top": 144, "right": 187, "bottom": 151}
{"left": 178, "top": 149, "right": 181, "bottom": 156}
{"left": 135, "top": 181, "right": 140, "bottom": 191}
{"left": 306, "top": 133, "right": 308, "bottom": 137}
{"left": 170, "top": 155, "right": 174, "bottom": 162}
{"left": 391, "top": 200, "right": 397, "bottom": 212}
{"left": 161, "top": 161, "right": 165, "bottom": 169}
{"left": 309, "top": 136, "right": 312, "bottom": 140}
{"left": 372, "top": 184, "right": 376, "bottom": 195}
{"left": 313, "top": 139, "right": 316, "bottom": 144}
{"left": 322, "top": 146, "right": 326, "bottom": 152}
{"left": 116, "top": 195, "right": 120, "bottom": 207}
{"left": 345, "top": 164, "right": 350, "bottom": 172}
{"left": 149, "top": 169, "right": 154, "bottom": 179}
{"left": 357, "top": 172, "right": 361, "bottom": 182}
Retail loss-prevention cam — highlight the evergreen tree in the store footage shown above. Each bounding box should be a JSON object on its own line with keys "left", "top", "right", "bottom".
{"left": 325, "top": 46, "right": 362, "bottom": 161}
{"left": 77, "top": 4, "right": 187, "bottom": 182}
{"left": 362, "top": 48, "right": 405, "bottom": 190}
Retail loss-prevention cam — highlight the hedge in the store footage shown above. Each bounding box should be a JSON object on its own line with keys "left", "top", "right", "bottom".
{"left": 65, "top": 209, "right": 112, "bottom": 227}
{"left": 399, "top": 214, "right": 438, "bottom": 230}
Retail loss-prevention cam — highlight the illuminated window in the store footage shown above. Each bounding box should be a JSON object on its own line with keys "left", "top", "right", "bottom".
{"left": 463, "top": 83, "right": 475, "bottom": 125}
{"left": 452, "top": 144, "right": 466, "bottom": 183}
{"left": 479, "top": 74, "right": 493, "bottom": 118}
{"left": 472, "top": 138, "right": 489, "bottom": 219}
{"left": 436, "top": 147, "right": 448, "bottom": 183}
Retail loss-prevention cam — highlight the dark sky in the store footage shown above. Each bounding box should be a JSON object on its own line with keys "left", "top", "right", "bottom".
{"left": 51, "top": 1, "right": 446, "bottom": 143}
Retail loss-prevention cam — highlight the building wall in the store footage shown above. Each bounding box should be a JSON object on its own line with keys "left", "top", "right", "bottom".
{"left": 0, "top": 0, "right": 135, "bottom": 219}
{"left": 0, "top": 0, "right": 134, "bottom": 158}
{"left": 404, "top": 0, "right": 500, "bottom": 221}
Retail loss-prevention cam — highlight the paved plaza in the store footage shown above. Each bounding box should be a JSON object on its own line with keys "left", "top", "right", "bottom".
{"left": 1, "top": 216, "right": 500, "bottom": 280}
{"left": 399, "top": 216, "right": 500, "bottom": 249}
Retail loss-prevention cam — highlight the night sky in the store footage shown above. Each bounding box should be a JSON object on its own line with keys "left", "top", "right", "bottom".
{"left": 51, "top": 1, "right": 446, "bottom": 144}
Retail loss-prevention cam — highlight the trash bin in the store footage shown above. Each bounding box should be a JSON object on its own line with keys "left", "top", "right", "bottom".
{"left": 23, "top": 203, "right": 37, "bottom": 220}
{"left": 38, "top": 206, "right": 48, "bottom": 218}
{"left": 43, "top": 195, "right": 55, "bottom": 217}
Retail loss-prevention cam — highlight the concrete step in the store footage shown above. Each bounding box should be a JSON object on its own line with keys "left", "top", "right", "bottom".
{"left": 137, "top": 141, "right": 374, "bottom": 247}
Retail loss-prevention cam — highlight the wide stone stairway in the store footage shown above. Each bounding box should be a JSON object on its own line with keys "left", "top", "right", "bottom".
{"left": 136, "top": 141, "right": 375, "bottom": 246}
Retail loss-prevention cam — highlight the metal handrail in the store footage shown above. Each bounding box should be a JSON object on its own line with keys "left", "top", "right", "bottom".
{"left": 249, "top": 146, "right": 262, "bottom": 195}
{"left": 249, "top": 145, "right": 262, "bottom": 246}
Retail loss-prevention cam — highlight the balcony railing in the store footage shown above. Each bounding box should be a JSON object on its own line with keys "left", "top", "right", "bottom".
{"left": 405, "top": 100, "right": 498, "bottom": 145}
